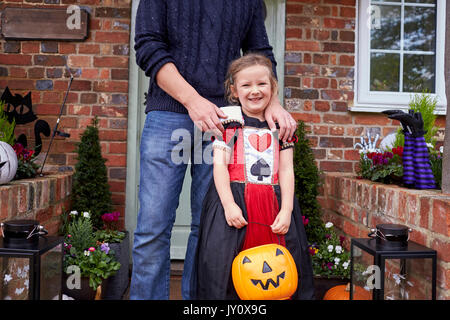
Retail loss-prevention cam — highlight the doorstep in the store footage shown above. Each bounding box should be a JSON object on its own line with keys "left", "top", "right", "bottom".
{"left": 171, "top": 260, "right": 184, "bottom": 276}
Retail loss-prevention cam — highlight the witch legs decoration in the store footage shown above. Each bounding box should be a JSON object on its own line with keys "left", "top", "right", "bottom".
{"left": 382, "top": 110, "right": 436, "bottom": 189}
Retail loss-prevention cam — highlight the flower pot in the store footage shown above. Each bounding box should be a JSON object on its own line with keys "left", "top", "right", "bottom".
{"left": 62, "top": 275, "right": 98, "bottom": 300}
{"left": 101, "top": 231, "right": 130, "bottom": 300}
{"left": 313, "top": 275, "right": 349, "bottom": 300}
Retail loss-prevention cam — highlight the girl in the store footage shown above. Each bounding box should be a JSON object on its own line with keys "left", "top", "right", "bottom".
{"left": 194, "top": 54, "right": 314, "bottom": 300}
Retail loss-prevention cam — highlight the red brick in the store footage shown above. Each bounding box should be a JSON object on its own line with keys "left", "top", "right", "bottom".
{"left": 431, "top": 198, "right": 450, "bottom": 236}
{"left": 93, "top": 56, "right": 128, "bottom": 68}
{"left": 354, "top": 114, "right": 390, "bottom": 125}
{"left": 321, "top": 90, "right": 345, "bottom": 100}
{"left": 59, "top": 43, "right": 77, "bottom": 54}
{"left": 286, "top": 3, "right": 303, "bottom": 14}
{"left": 291, "top": 112, "right": 321, "bottom": 123}
{"left": 0, "top": 54, "right": 32, "bottom": 65}
{"left": 340, "top": 7, "right": 356, "bottom": 18}
{"left": 431, "top": 238, "right": 450, "bottom": 263}
{"left": 323, "top": 113, "right": 352, "bottom": 124}
{"left": 313, "top": 78, "right": 329, "bottom": 89}
{"left": 323, "top": 42, "right": 354, "bottom": 53}
{"left": 315, "top": 101, "right": 330, "bottom": 112}
{"left": 313, "top": 53, "right": 329, "bottom": 65}
{"left": 339, "top": 55, "right": 354, "bottom": 66}
{"left": 320, "top": 161, "right": 353, "bottom": 173}
{"left": 323, "top": 18, "right": 349, "bottom": 29}
{"left": 419, "top": 197, "right": 431, "bottom": 229}
{"left": 286, "top": 40, "right": 320, "bottom": 52}
{"left": 93, "top": 81, "right": 128, "bottom": 93}
{"left": 344, "top": 149, "right": 360, "bottom": 161}
{"left": 95, "top": 31, "right": 130, "bottom": 44}
{"left": 68, "top": 55, "right": 92, "bottom": 67}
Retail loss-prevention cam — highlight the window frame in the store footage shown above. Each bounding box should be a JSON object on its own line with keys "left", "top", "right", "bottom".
{"left": 352, "top": 0, "right": 447, "bottom": 115}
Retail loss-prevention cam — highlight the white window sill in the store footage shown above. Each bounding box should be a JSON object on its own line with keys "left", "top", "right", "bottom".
{"left": 349, "top": 102, "right": 447, "bottom": 115}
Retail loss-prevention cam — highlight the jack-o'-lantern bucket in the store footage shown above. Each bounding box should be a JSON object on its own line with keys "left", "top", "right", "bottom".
{"left": 232, "top": 244, "right": 298, "bottom": 300}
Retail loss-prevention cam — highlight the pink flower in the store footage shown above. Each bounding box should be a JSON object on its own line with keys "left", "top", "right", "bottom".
{"left": 302, "top": 216, "right": 309, "bottom": 226}
{"left": 102, "top": 211, "right": 120, "bottom": 222}
{"left": 88, "top": 247, "right": 96, "bottom": 252}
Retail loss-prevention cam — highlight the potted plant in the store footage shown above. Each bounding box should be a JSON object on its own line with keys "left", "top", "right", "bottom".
{"left": 96, "top": 211, "right": 130, "bottom": 300}
{"left": 308, "top": 222, "right": 351, "bottom": 300}
{"left": 62, "top": 212, "right": 120, "bottom": 300}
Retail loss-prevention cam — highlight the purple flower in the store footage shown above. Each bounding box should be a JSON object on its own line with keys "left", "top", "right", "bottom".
{"left": 325, "top": 234, "right": 331, "bottom": 239}
{"left": 100, "top": 243, "right": 110, "bottom": 254}
{"left": 327, "top": 262, "right": 334, "bottom": 270}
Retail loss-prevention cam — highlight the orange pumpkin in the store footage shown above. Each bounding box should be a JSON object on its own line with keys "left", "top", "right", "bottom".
{"left": 232, "top": 244, "right": 298, "bottom": 300}
{"left": 323, "top": 283, "right": 372, "bottom": 300}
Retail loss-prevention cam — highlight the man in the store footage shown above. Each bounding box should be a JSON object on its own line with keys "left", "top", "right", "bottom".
{"left": 130, "top": 0, "right": 297, "bottom": 300}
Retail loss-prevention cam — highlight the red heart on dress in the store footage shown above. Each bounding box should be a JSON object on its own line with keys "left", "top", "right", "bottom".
{"left": 248, "top": 133, "right": 272, "bottom": 152}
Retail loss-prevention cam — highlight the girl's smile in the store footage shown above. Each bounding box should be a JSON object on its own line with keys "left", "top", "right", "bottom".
{"left": 231, "top": 65, "right": 274, "bottom": 121}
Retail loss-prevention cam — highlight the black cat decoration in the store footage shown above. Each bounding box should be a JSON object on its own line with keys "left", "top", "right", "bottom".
{"left": 1, "top": 86, "right": 51, "bottom": 157}
{"left": 1, "top": 87, "right": 37, "bottom": 124}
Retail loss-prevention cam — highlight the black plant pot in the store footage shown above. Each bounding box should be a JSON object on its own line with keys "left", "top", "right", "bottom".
{"left": 62, "top": 275, "right": 97, "bottom": 300}
{"left": 313, "top": 275, "right": 349, "bottom": 300}
{"left": 101, "top": 231, "right": 130, "bottom": 300}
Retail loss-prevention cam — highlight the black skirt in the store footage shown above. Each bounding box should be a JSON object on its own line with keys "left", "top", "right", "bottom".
{"left": 193, "top": 181, "right": 315, "bottom": 300}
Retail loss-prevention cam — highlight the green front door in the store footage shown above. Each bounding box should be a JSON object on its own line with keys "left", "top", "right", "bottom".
{"left": 125, "top": 0, "right": 286, "bottom": 260}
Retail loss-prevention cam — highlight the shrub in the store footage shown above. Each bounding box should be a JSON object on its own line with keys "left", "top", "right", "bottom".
{"left": 71, "top": 117, "right": 113, "bottom": 229}
{"left": 293, "top": 121, "right": 326, "bottom": 245}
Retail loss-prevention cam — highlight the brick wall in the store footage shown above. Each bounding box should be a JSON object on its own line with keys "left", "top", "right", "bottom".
{"left": 0, "top": 172, "right": 73, "bottom": 235}
{"left": 0, "top": 0, "right": 131, "bottom": 223}
{"left": 284, "top": 0, "right": 446, "bottom": 173}
{"left": 320, "top": 172, "right": 450, "bottom": 300}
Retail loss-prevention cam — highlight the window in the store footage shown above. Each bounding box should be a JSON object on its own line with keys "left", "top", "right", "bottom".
{"left": 353, "top": 0, "right": 447, "bottom": 114}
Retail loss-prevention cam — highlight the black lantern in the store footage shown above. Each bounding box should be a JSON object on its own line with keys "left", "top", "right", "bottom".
{"left": 0, "top": 219, "right": 63, "bottom": 300}
{"left": 350, "top": 224, "right": 437, "bottom": 300}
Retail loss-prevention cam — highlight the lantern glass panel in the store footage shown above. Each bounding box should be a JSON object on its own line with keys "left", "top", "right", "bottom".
{"left": 384, "top": 258, "right": 433, "bottom": 300}
{"left": 0, "top": 256, "right": 30, "bottom": 300}
{"left": 351, "top": 245, "right": 374, "bottom": 299}
{"left": 40, "top": 243, "right": 62, "bottom": 300}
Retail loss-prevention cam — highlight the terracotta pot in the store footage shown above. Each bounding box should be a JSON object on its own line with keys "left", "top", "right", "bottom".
{"left": 313, "top": 275, "right": 349, "bottom": 300}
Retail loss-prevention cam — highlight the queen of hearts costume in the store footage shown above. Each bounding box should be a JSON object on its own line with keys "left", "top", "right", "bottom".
{"left": 194, "top": 106, "right": 315, "bottom": 300}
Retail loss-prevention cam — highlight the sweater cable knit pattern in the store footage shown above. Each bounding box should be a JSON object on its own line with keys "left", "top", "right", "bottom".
{"left": 134, "top": 0, "right": 276, "bottom": 114}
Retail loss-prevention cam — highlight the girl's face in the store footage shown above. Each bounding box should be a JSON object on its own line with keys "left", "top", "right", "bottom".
{"left": 231, "top": 65, "right": 273, "bottom": 120}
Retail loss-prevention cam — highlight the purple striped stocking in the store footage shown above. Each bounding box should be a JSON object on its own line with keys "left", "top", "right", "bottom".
{"left": 402, "top": 132, "right": 415, "bottom": 187}
{"left": 413, "top": 135, "right": 436, "bottom": 189}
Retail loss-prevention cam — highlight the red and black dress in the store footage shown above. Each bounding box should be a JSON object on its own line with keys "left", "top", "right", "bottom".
{"left": 194, "top": 113, "right": 315, "bottom": 300}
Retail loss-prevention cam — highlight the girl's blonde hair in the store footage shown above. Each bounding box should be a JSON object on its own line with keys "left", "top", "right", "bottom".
{"left": 224, "top": 53, "right": 278, "bottom": 105}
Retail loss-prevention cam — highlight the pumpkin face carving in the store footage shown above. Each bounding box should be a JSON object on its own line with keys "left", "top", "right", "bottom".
{"left": 232, "top": 244, "right": 298, "bottom": 300}
{"left": 0, "top": 141, "right": 18, "bottom": 185}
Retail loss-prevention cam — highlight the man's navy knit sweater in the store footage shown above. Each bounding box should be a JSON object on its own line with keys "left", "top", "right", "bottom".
{"left": 134, "top": 0, "right": 276, "bottom": 114}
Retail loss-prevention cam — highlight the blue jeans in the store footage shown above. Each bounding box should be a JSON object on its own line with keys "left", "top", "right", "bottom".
{"left": 129, "top": 111, "right": 213, "bottom": 300}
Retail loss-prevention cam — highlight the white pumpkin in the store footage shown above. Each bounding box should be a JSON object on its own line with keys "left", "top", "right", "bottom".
{"left": 0, "top": 141, "right": 18, "bottom": 185}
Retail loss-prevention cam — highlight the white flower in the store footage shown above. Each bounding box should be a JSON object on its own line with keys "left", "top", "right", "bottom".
{"left": 325, "top": 222, "right": 333, "bottom": 229}
{"left": 84, "top": 250, "right": 90, "bottom": 257}
{"left": 335, "top": 245, "right": 342, "bottom": 254}
{"left": 426, "top": 143, "right": 433, "bottom": 149}
{"left": 440, "top": 146, "right": 444, "bottom": 154}
{"left": 82, "top": 211, "right": 90, "bottom": 218}
{"left": 69, "top": 210, "right": 78, "bottom": 216}
{"left": 334, "top": 257, "right": 341, "bottom": 265}
{"left": 342, "top": 261, "right": 349, "bottom": 270}
{"left": 4, "top": 274, "right": 12, "bottom": 284}
{"left": 327, "top": 245, "right": 334, "bottom": 252}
